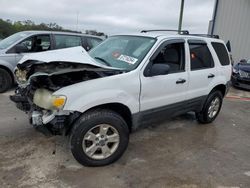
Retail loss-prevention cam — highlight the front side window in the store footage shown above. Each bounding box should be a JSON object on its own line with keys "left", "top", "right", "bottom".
{"left": 189, "top": 43, "right": 214, "bottom": 70}
{"left": 54, "top": 35, "right": 82, "bottom": 49}
{"left": 151, "top": 42, "right": 185, "bottom": 73}
{"left": 89, "top": 36, "right": 156, "bottom": 71}
{"left": 14, "top": 34, "right": 50, "bottom": 53}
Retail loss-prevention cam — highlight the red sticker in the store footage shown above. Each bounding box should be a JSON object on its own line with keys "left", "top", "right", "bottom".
{"left": 112, "top": 51, "right": 120, "bottom": 58}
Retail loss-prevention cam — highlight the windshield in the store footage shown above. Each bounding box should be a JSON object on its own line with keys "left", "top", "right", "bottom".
{"left": 247, "top": 59, "right": 250, "bottom": 64}
{"left": 0, "top": 32, "right": 29, "bottom": 49}
{"left": 89, "top": 36, "right": 156, "bottom": 71}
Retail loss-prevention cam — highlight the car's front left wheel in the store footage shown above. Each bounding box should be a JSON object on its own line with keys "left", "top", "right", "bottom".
{"left": 70, "top": 109, "right": 129, "bottom": 166}
{"left": 0, "top": 68, "right": 12, "bottom": 93}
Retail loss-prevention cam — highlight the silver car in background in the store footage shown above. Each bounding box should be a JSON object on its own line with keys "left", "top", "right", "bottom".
{"left": 0, "top": 31, "right": 103, "bottom": 93}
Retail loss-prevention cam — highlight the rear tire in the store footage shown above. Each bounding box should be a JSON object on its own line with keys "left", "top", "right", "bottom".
{"left": 70, "top": 109, "right": 129, "bottom": 166}
{"left": 196, "top": 91, "right": 223, "bottom": 124}
{"left": 0, "top": 68, "right": 12, "bottom": 93}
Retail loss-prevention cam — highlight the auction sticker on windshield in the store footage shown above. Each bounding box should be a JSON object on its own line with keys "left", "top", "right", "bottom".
{"left": 117, "top": 54, "right": 138, "bottom": 65}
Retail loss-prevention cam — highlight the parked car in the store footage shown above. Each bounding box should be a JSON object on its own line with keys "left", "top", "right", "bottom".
{"left": 231, "top": 59, "right": 250, "bottom": 90}
{"left": 10, "top": 30, "right": 231, "bottom": 166}
{"left": 0, "top": 31, "right": 103, "bottom": 93}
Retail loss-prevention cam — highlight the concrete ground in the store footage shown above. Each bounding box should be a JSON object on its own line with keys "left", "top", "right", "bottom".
{"left": 0, "top": 87, "right": 250, "bottom": 188}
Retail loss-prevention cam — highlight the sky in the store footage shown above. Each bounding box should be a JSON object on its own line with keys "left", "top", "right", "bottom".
{"left": 0, "top": 0, "right": 215, "bottom": 35}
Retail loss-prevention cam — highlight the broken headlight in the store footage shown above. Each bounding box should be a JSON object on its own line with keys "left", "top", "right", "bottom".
{"left": 15, "top": 69, "right": 28, "bottom": 84}
{"left": 33, "top": 88, "right": 67, "bottom": 110}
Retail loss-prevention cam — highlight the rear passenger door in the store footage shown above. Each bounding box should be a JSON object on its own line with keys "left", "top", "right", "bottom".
{"left": 187, "top": 40, "right": 217, "bottom": 100}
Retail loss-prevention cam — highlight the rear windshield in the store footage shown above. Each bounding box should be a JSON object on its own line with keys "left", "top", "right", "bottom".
{"left": 211, "top": 42, "right": 230, "bottom": 66}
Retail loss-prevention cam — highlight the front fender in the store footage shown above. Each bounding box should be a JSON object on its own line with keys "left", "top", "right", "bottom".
{"left": 63, "top": 89, "right": 138, "bottom": 113}
{"left": 53, "top": 72, "right": 140, "bottom": 114}
{"left": 0, "top": 59, "right": 15, "bottom": 72}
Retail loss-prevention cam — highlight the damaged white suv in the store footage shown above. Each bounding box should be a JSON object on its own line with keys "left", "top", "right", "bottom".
{"left": 11, "top": 30, "right": 231, "bottom": 166}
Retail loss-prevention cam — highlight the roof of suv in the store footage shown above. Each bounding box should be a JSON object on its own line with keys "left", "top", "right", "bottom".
{"left": 20, "top": 30, "right": 103, "bottom": 39}
{"left": 115, "top": 31, "right": 223, "bottom": 43}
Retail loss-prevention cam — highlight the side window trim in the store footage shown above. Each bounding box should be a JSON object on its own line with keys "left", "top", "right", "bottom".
{"left": 143, "top": 39, "right": 185, "bottom": 77}
{"left": 187, "top": 39, "right": 206, "bottom": 44}
{"left": 81, "top": 36, "right": 88, "bottom": 50}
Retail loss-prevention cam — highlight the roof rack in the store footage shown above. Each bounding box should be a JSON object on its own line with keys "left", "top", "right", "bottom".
{"left": 141, "top": 29, "right": 189, "bottom": 35}
{"left": 184, "top": 34, "right": 220, "bottom": 39}
{"left": 140, "top": 29, "right": 220, "bottom": 39}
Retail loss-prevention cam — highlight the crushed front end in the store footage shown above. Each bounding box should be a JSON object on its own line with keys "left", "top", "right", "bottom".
{"left": 10, "top": 50, "right": 122, "bottom": 135}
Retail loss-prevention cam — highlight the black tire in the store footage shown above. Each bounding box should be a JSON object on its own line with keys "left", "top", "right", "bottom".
{"left": 196, "top": 91, "right": 223, "bottom": 124}
{"left": 70, "top": 109, "right": 129, "bottom": 167}
{"left": 0, "top": 68, "right": 12, "bottom": 93}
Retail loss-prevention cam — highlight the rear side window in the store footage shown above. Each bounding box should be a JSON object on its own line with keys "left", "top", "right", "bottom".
{"left": 54, "top": 35, "right": 82, "bottom": 49}
{"left": 189, "top": 43, "right": 214, "bottom": 70}
{"left": 211, "top": 42, "right": 230, "bottom": 66}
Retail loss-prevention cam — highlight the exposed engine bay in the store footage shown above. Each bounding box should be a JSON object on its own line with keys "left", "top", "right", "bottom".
{"left": 15, "top": 60, "right": 120, "bottom": 90}
{"left": 10, "top": 47, "right": 124, "bottom": 135}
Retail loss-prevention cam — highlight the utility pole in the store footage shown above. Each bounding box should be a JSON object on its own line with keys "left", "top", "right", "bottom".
{"left": 178, "top": 0, "right": 185, "bottom": 33}
{"left": 76, "top": 11, "right": 79, "bottom": 32}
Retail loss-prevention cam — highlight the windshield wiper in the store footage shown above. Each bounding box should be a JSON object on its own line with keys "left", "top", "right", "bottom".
{"left": 94, "top": 57, "right": 111, "bottom": 67}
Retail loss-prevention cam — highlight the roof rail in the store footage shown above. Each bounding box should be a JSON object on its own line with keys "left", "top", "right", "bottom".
{"left": 183, "top": 33, "right": 220, "bottom": 39}
{"left": 141, "top": 29, "right": 189, "bottom": 35}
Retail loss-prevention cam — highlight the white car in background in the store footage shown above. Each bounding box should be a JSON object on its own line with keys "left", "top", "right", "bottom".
{"left": 0, "top": 31, "right": 103, "bottom": 93}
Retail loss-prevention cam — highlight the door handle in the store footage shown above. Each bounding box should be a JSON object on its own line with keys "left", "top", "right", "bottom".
{"left": 176, "top": 78, "right": 186, "bottom": 84}
{"left": 208, "top": 74, "right": 215, "bottom": 78}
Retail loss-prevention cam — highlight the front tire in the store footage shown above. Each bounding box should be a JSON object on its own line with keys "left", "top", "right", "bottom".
{"left": 196, "top": 91, "right": 223, "bottom": 124}
{"left": 0, "top": 68, "right": 12, "bottom": 93}
{"left": 70, "top": 109, "right": 129, "bottom": 166}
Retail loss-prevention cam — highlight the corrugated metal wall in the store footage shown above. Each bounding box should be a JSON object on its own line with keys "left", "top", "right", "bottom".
{"left": 212, "top": 0, "right": 250, "bottom": 63}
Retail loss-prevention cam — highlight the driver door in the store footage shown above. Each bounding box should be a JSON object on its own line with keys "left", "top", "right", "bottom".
{"left": 139, "top": 39, "right": 188, "bottom": 120}
{"left": 10, "top": 34, "right": 51, "bottom": 64}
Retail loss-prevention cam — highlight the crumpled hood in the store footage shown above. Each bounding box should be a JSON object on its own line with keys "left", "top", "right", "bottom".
{"left": 17, "top": 46, "right": 109, "bottom": 69}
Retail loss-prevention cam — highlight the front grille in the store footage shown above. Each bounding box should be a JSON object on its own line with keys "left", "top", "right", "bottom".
{"left": 239, "top": 70, "right": 250, "bottom": 78}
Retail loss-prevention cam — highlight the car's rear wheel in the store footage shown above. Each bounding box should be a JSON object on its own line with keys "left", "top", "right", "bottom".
{"left": 0, "top": 68, "right": 12, "bottom": 93}
{"left": 70, "top": 109, "right": 129, "bottom": 166}
{"left": 196, "top": 91, "right": 223, "bottom": 124}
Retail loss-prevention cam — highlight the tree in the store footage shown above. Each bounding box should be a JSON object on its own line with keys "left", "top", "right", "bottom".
{"left": 0, "top": 19, "right": 107, "bottom": 39}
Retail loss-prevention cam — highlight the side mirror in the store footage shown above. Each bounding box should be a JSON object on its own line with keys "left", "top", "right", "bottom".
{"left": 15, "top": 44, "right": 29, "bottom": 53}
{"left": 148, "top": 63, "right": 170, "bottom": 76}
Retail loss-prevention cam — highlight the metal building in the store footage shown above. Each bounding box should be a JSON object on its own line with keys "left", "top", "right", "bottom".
{"left": 208, "top": 0, "right": 250, "bottom": 63}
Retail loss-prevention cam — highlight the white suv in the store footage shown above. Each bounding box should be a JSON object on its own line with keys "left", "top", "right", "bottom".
{"left": 11, "top": 30, "right": 231, "bottom": 166}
